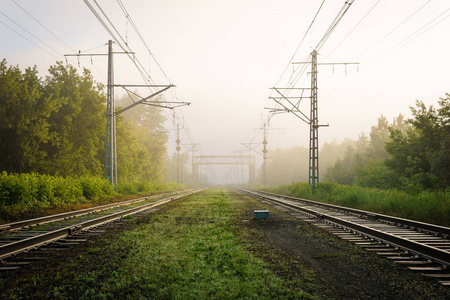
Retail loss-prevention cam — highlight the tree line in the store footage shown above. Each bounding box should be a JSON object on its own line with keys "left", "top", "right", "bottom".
{"left": 0, "top": 60, "right": 167, "bottom": 182}
{"left": 326, "top": 94, "right": 450, "bottom": 191}
{"left": 257, "top": 93, "right": 450, "bottom": 192}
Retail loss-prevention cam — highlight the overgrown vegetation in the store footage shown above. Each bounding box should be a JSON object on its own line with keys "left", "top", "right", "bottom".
{"left": 1, "top": 189, "right": 320, "bottom": 299}
{"left": 0, "top": 171, "right": 179, "bottom": 222}
{"left": 258, "top": 93, "right": 450, "bottom": 193}
{"left": 0, "top": 59, "right": 167, "bottom": 182}
{"left": 261, "top": 182, "right": 450, "bottom": 227}
{"left": 325, "top": 94, "right": 450, "bottom": 192}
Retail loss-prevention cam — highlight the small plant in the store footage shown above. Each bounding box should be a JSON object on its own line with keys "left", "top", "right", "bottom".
{"left": 262, "top": 182, "right": 450, "bottom": 227}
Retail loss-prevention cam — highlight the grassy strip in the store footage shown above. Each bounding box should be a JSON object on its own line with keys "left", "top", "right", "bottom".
{"left": 260, "top": 182, "right": 450, "bottom": 227}
{"left": 0, "top": 171, "right": 180, "bottom": 222}
{"left": 1, "top": 189, "right": 318, "bottom": 299}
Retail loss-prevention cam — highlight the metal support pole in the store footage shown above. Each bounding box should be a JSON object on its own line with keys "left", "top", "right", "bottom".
{"left": 309, "top": 50, "right": 319, "bottom": 189}
{"left": 176, "top": 123, "right": 181, "bottom": 187}
{"left": 262, "top": 123, "right": 268, "bottom": 185}
{"left": 105, "top": 40, "right": 117, "bottom": 187}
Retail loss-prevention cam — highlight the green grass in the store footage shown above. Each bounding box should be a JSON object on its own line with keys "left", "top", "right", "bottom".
{"left": 89, "top": 190, "right": 314, "bottom": 299}
{"left": 1, "top": 189, "right": 317, "bottom": 299}
{"left": 261, "top": 182, "right": 450, "bottom": 227}
{"left": 0, "top": 171, "right": 181, "bottom": 222}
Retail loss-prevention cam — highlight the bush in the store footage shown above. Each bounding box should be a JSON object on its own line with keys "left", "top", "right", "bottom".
{"left": 261, "top": 182, "right": 450, "bottom": 227}
{"left": 0, "top": 172, "right": 181, "bottom": 222}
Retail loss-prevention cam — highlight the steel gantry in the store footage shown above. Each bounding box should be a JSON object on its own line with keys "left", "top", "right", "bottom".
{"left": 192, "top": 155, "right": 256, "bottom": 187}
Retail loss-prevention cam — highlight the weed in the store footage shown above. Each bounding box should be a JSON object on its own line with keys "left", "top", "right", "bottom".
{"left": 262, "top": 182, "right": 450, "bottom": 227}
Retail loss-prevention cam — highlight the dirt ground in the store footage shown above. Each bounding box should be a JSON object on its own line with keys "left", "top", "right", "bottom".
{"left": 1, "top": 188, "right": 449, "bottom": 299}
{"left": 230, "top": 189, "right": 450, "bottom": 300}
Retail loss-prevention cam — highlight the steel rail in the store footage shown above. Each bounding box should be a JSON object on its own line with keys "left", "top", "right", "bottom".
{"left": 0, "top": 190, "right": 202, "bottom": 260}
{"left": 243, "top": 189, "right": 450, "bottom": 237}
{"left": 239, "top": 188, "right": 450, "bottom": 267}
{"left": 0, "top": 190, "right": 186, "bottom": 232}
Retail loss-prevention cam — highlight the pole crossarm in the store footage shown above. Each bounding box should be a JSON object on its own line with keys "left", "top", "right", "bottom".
{"left": 271, "top": 87, "right": 310, "bottom": 124}
{"left": 64, "top": 52, "right": 134, "bottom": 57}
{"left": 115, "top": 85, "right": 174, "bottom": 115}
{"left": 113, "top": 84, "right": 173, "bottom": 87}
{"left": 318, "top": 62, "right": 359, "bottom": 65}
{"left": 241, "top": 143, "right": 263, "bottom": 156}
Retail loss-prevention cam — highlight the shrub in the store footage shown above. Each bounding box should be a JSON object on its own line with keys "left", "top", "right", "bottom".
{"left": 0, "top": 172, "right": 179, "bottom": 222}
{"left": 261, "top": 182, "right": 450, "bottom": 227}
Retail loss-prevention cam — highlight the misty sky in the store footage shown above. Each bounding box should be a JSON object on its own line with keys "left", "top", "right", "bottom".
{"left": 1, "top": 0, "right": 449, "bottom": 176}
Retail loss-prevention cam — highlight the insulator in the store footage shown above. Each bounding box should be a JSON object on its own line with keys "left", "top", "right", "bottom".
{"left": 176, "top": 146, "right": 181, "bottom": 151}
{"left": 262, "top": 140, "right": 268, "bottom": 145}
{"left": 176, "top": 139, "right": 180, "bottom": 144}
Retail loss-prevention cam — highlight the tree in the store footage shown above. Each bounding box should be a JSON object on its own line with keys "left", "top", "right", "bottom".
{"left": 324, "top": 114, "right": 406, "bottom": 188}
{"left": 0, "top": 60, "right": 61, "bottom": 173}
{"left": 115, "top": 92, "right": 168, "bottom": 182}
{"left": 42, "top": 62, "right": 105, "bottom": 177}
{"left": 386, "top": 95, "right": 450, "bottom": 190}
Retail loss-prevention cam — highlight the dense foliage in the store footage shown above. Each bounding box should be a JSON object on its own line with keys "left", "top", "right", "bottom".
{"left": 262, "top": 182, "right": 450, "bottom": 227}
{"left": 0, "top": 171, "right": 179, "bottom": 222}
{"left": 0, "top": 60, "right": 167, "bottom": 182}
{"left": 325, "top": 94, "right": 450, "bottom": 191}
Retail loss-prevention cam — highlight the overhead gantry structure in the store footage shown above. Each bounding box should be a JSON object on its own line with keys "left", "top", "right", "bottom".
{"left": 192, "top": 155, "right": 256, "bottom": 187}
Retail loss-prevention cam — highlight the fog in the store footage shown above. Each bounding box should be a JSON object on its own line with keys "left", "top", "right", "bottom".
{"left": 1, "top": 0, "right": 449, "bottom": 184}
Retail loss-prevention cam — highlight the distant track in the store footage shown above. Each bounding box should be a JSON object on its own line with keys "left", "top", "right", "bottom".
{"left": 0, "top": 189, "right": 202, "bottom": 261}
{"left": 239, "top": 188, "right": 450, "bottom": 286}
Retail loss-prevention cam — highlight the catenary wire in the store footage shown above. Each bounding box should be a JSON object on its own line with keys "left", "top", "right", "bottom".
{"left": 0, "top": 9, "right": 62, "bottom": 58}
{"left": 328, "top": 0, "right": 382, "bottom": 56}
{"left": 364, "top": 7, "right": 450, "bottom": 67}
{"left": 357, "top": 0, "right": 432, "bottom": 59}
{"left": 0, "top": 19, "right": 60, "bottom": 60}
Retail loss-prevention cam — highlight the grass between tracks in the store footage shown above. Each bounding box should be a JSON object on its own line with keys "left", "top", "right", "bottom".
{"left": 1, "top": 189, "right": 319, "bottom": 299}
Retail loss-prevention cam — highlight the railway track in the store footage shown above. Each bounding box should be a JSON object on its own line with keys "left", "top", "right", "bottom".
{"left": 0, "top": 189, "right": 202, "bottom": 266}
{"left": 239, "top": 188, "right": 450, "bottom": 286}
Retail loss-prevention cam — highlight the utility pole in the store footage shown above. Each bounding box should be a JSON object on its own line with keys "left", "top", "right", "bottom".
{"left": 309, "top": 50, "right": 319, "bottom": 188}
{"left": 176, "top": 123, "right": 181, "bottom": 187}
{"left": 106, "top": 40, "right": 117, "bottom": 187}
{"left": 249, "top": 122, "right": 283, "bottom": 186}
{"left": 262, "top": 123, "right": 268, "bottom": 185}
{"left": 65, "top": 40, "right": 189, "bottom": 187}
{"left": 269, "top": 51, "right": 357, "bottom": 189}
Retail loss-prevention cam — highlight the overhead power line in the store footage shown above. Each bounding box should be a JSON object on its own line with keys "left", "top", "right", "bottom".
{"left": 315, "top": 0, "right": 355, "bottom": 52}
{"left": 0, "top": 18, "right": 60, "bottom": 60}
{"left": 116, "top": 0, "right": 172, "bottom": 84}
{"left": 364, "top": 7, "right": 450, "bottom": 67}
{"left": 11, "top": 0, "right": 76, "bottom": 53}
{"left": 358, "top": 0, "right": 432, "bottom": 58}
{"left": 83, "top": 0, "right": 176, "bottom": 116}
{"left": 328, "top": 0, "right": 381, "bottom": 56}
{"left": 273, "top": 0, "right": 326, "bottom": 90}
{"left": 0, "top": 9, "right": 62, "bottom": 59}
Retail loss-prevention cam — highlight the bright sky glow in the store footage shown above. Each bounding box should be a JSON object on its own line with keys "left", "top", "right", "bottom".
{"left": 1, "top": 0, "right": 449, "bottom": 172}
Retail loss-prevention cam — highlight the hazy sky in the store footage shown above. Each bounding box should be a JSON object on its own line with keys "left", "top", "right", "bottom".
{"left": 1, "top": 0, "right": 449, "bottom": 170}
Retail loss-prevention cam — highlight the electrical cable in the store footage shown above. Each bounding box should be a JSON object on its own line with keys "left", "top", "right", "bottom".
{"left": 364, "top": 7, "right": 450, "bottom": 67}
{"left": 272, "top": 0, "right": 326, "bottom": 91}
{"left": 11, "top": 0, "right": 76, "bottom": 53}
{"left": 328, "top": 0, "right": 381, "bottom": 56}
{"left": 0, "top": 19, "right": 60, "bottom": 60}
{"left": 358, "top": 0, "right": 432, "bottom": 58}
{"left": 0, "top": 9, "right": 62, "bottom": 59}
{"left": 315, "top": 0, "right": 355, "bottom": 52}
{"left": 116, "top": 0, "right": 172, "bottom": 84}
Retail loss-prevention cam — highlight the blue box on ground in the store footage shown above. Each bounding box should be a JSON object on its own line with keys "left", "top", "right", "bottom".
{"left": 254, "top": 210, "right": 269, "bottom": 219}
